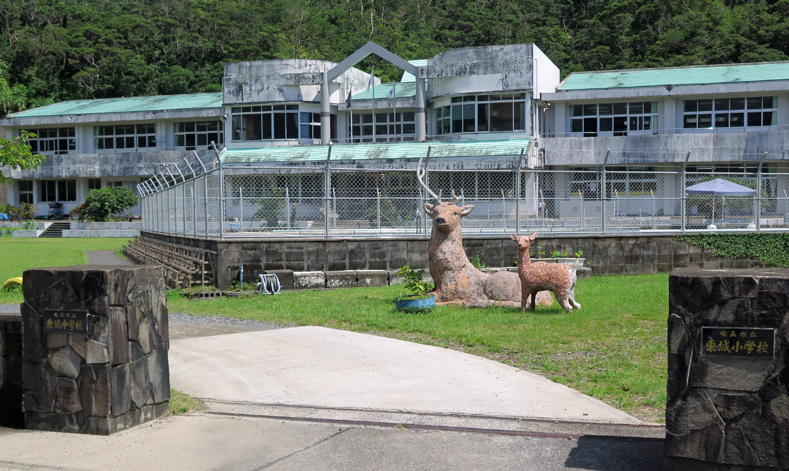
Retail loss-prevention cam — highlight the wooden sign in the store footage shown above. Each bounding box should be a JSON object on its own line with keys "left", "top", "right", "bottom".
{"left": 701, "top": 327, "right": 775, "bottom": 359}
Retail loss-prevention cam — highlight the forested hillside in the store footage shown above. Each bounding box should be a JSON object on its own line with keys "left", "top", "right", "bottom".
{"left": 1, "top": 0, "right": 788, "bottom": 114}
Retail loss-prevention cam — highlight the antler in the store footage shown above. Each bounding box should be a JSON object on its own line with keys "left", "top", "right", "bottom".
{"left": 417, "top": 155, "right": 440, "bottom": 202}
{"left": 450, "top": 190, "right": 462, "bottom": 204}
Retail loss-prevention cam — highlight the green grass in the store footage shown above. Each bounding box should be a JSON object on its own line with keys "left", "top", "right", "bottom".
{"left": 0, "top": 238, "right": 131, "bottom": 303}
{"left": 168, "top": 389, "right": 205, "bottom": 415}
{"left": 168, "top": 274, "right": 669, "bottom": 422}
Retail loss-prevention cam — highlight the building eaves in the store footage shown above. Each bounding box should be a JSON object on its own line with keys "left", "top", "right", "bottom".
{"left": 8, "top": 92, "right": 224, "bottom": 118}
{"left": 222, "top": 139, "right": 530, "bottom": 164}
{"left": 559, "top": 61, "right": 789, "bottom": 91}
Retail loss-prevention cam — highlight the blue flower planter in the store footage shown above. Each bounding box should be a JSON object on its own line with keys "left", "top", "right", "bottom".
{"left": 395, "top": 294, "right": 436, "bottom": 312}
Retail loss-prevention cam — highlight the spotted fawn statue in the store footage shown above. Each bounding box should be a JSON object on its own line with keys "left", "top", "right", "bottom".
{"left": 512, "top": 232, "right": 581, "bottom": 313}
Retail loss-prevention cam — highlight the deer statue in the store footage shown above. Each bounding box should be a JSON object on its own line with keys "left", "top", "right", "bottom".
{"left": 417, "top": 156, "right": 552, "bottom": 308}
{"left": 511, "top": 232, "right": 581, "bottom": 313}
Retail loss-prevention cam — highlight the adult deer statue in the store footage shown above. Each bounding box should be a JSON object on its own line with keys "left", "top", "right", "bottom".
{"left": 417, "top": 156, "right": 552, "bottom": 308}
{"left": 512, "top": 232, "right": 581, "bottom": 313}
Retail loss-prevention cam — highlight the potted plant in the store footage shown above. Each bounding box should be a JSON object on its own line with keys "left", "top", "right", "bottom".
{"left": 529, "top": 247, "right": 586, "bottom": 267}
{"left": 395, "top": 265, "right": 435, "bottom": 312}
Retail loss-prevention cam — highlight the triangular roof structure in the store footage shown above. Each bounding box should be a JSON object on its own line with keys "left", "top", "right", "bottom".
{"left": 685, "top": 178, "right": 756, "bottom": 196}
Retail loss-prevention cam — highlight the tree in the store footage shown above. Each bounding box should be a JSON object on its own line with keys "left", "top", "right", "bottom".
{"left": 83, "top": 186, "right": 138, "bottom": 222}
{"left": 0, "top": 131, "right": 43, "bottom": 183}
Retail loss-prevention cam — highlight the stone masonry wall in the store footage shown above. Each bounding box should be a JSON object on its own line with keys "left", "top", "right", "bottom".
{"left": 0, "top": 313, "right": 23, "bottom": 427}
{"left": 142, "top": 232, "right": 768, "bottom": 290}
{"left": 667, "top": 268, "right": 789, "bottom": 470}
{"left": 21, "top": 265, "right": 170, "bottom": 435}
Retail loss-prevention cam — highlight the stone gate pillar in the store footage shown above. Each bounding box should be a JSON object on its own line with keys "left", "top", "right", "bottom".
{"left": 667, "top": 268, "right": 789, "bottom": 470}
{"left": 21, "top": 265, "right": 169, "bottom": 435}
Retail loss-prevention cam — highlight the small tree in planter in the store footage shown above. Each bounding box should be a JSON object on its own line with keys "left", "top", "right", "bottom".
{"left": 395, "top": 265, "right": 435, "bottom": 312}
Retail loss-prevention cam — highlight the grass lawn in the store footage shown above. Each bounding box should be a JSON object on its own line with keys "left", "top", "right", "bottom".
{"left": 0, "top": 238, "right": 131, "bottom": 303}
{"left": 168, "top": 274, "right": 669, "bottom": 423}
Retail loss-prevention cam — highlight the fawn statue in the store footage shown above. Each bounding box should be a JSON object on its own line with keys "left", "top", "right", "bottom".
{"left": 512, "top": 232, "right": 581, "bottom": 313}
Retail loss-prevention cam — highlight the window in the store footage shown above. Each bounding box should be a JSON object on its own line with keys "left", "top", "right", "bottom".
{"left": 683, "top": 97, "right": 777, "bottom": 130}
{"left": 300, "top": 113, "right": 322, "bottom": 140}
{"left": 350, "top": 112, "right": 415, "bottom": 142}
{"left": 39, "top": 179, "right": 76, "bottom": 202}
{"left": 174, "top": 121, "right": 224, "bottom": 150}
{"left": 435, "top": 94, "right": 527, "bottom": 135}
{"left": 24, "top": 128, "right": 76, "bottom": 155}
{"left": 606, "top": 167, "right": 657, "bottom": 197}
{"left": 231, "top": 105, "right": 303, "bottom": 141}
{"left": 17, "top": 180, "right": 33, "bottom": 204}
{"left": 95, "top": 124, "right": 156, "bottom": 150}
{"left": 569, "top": 102, "right": 657, "bottom": 137}
{"left": 88, "top": 179, "right": 102, "bottom": 191}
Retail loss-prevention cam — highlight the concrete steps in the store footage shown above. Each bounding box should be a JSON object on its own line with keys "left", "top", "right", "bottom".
{"left": 38, "top": 222, "right": 70, "bottom": 238}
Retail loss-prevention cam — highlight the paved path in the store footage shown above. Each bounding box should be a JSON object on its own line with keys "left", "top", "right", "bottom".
{"left": 85, "top": 250, "right": 130, "bottom": 265}
{"left": 169, "top": 326, "right": 641, "bottom": 424}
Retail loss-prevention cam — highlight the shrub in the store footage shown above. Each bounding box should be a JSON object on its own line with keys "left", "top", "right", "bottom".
{"left": 83, "top": 186, "right": 138, "bottom": 222}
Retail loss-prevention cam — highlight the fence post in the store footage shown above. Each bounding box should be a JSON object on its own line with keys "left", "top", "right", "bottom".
{"left": 515, "top": 147, "right": 525, "bottom": 235}
{"left": 681, "top": 151, "right": 691, "bottom": 234}
{"left": 325, "top": 145, "right": 332, "bottom": 239}
{"left": 191, "top": 186, "right": 196, "bottom": 236}
{"left": 423, "top": 146, "right": 432, "bottom": 237}
{"left": 757, "top": 151, "right": 767, "bottom": 231}
{"left": 204, "top": 175, "right": 209, "bottom": 237}
{"left": 285, "top": 187, "right": 290, "bottom": 230}
{"left": 601, "top": 149, "right": 609, "bottom": 235}
{"left": 376, "top": 188, "right": 381, "bottom": 229}
{"left": 218, "top": 162, "right": 225, "bottom": 240}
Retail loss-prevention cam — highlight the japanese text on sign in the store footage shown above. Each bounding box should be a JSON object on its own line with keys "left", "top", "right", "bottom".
{"left": 42, "top": 310, "right": 90, "bottom": 334}
{"left": 701, "top": 327, "right": 775, "bottom": 358}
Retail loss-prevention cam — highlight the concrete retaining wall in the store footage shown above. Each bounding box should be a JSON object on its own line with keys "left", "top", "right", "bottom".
{"left": 141, "top": 231, "right": 769, "bottom": 290}
{"left": 62, "top": 230, "right": 139, "bottom": 238}
{"left": 11, "top": 230, "right": 44, "bottom": 237}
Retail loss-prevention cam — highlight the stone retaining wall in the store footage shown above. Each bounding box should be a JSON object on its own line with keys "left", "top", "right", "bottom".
{"left": 141, "top": 232, "right": 768, "bottom": 290}
{"left": 667, "top": 268, "right": 789, "bottom": 470}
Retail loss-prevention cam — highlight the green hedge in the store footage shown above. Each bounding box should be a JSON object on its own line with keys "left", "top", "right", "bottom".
{"left": 676, "top": 233, "right": 789, "bottom": 267}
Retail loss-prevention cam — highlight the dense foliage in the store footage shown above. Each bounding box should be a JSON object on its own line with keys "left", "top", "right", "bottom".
{"left": 1, "top": 0, "right": 788, "bottom": 114}
{"left": 83, "top": 186, "right": 138, "bottom": 221}
{"left": 676, "top": 233, "right": 789, "bottom": 267}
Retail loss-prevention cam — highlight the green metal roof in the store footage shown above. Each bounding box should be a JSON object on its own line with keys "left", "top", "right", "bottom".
{"left": 401, "top": 59, "right": 428, "bottom": 82}
{"left": 559, "top": 62, "right": 789, "bottom": 91}
{"left": 10, "top": 92, "right": 223, "bottom": 118}
{"left": 350, "top": 82, "right": 416, "bottom": 101}
{"left": 222, "top": 139, "right": 530, "bottom": 164}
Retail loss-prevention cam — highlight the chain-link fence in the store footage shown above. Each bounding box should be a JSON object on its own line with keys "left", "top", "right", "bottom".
{"left": 139, "top": 158, "right": 789, "bottom": 238}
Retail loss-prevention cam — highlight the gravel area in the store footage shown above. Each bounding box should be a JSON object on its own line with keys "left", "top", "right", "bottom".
{"left": 168, "top": 311, "right": 290, "bottom": 340}
{"left": 0, "top": 305, "right": 288, "bottom": 340}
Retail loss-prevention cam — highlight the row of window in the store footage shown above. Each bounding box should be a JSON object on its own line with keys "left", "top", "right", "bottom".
{"left": 570, "top": 102, "right": 658, "bottom": 137}
{"left": 683, "top": 97, "right": 777, "bottom": 129}
{"left": 17, "top": 179, "right": 138, "bottom": 203}
{"left": 569, "top": 97, "right": 779, "bottom": 136}
{"left": 349, "top": 112, "right": 416, "bottom": 143}
{"left": 16, "top": 95, "right": 786, "bottom": 151}
{"left": 436, "top": 94, "right": 528, "bottom": 134}
{"left": 230, "top": 106, "right": 337, "bottom": 141}
{"left": 24, "top": 122, "right": 225, "bottom": 154}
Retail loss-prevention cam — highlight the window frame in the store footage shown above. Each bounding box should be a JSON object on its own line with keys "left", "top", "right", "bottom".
{"left": 38, "top": 179, "right": 77, "bottom": 203}
{"left": 683, "top": 96, "right": 777, "bottom": 131}
{"left": 435, "top": 94, "right": 528, "bottom": 136}
{"left": 94, "top": 124, "right": 157, "bottom": 151}
{"left": 174, "top": 121, "right": 224, "bottom": 150}
{"left": 349, "top": 111, "right": 416, "bottom": 143}
{"left": 569, "top": 102, "right": 658, "bottom": 137}
{"left": 24, "top": 128, "right": 76, "bottom": 155}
